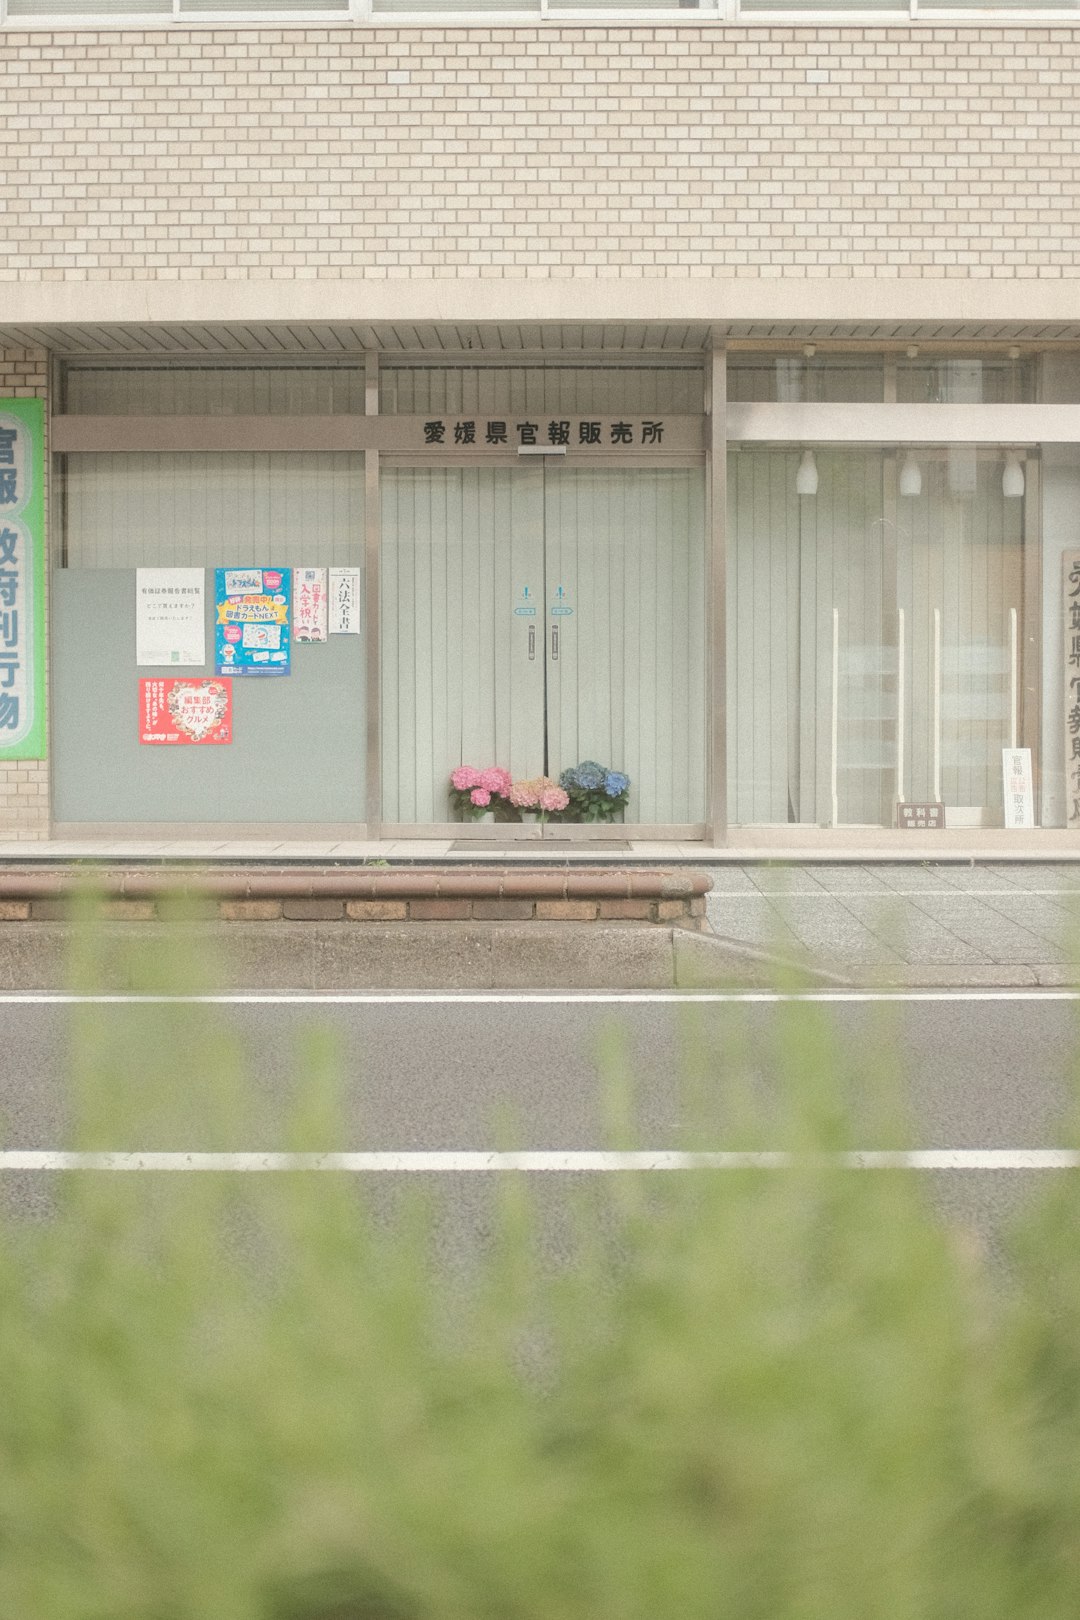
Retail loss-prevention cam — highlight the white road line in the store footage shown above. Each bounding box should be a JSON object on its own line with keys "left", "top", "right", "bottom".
{"left": 0, "top": 990, "right": 1076, "bottom": 1005}
{"left": 0, "top": 1149, "right": 1075, "bottom": 1173}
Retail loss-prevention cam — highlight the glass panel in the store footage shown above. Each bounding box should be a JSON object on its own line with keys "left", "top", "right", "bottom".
{"left": 897, "top": 453, "right": 1026, "bottom": 820}
{"left": 379, "top": 366, "right": 704, "bottom": 416}
{"left": 373, "top": 0, "right": 539, "bottom": 10}
{"left": 181, "top": 0, "right": 348, "bottom": 9}
{"left": 544, "top": 466, "right": 706, "bottom": 824}
{"left": 60, "top": 452, "right": 364, "bottom": 568}
{"left": 727, "top": 446, "right": 1031, "bottom": 828}
{"left": 897, "top": 356, "right": 1036, "bottom": 404}
{"left": 727, "top": 355, "right": 884, "bottom": 403}
{"left": 65, "top": 366, "right": 366, "bottom": 415}
{"left": 8, "top": 0, "right": 171, "bottom": 12}
{"left": 739, "top": 0, "right": 906, "bottom": 10}
{"left": 380, "top": 466, "right": 546, "bottom": 825}
{"left": 552, "top": 0, "right": 708, "bottom": 9}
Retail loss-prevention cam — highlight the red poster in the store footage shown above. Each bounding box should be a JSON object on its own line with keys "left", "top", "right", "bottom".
{"left": 139, "top": 678, "right": 232, "bottom": 745}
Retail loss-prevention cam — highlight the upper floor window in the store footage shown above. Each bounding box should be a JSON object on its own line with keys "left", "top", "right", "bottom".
{"left": 3, "top": 0, "right": 1073, "bottom": 25}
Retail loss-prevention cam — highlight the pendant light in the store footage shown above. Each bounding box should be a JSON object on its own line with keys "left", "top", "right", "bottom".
{"left": 1002, "top": 452, "right": 1025, "bottom": 499}
{"left": 899, "top": 454, "right": 922, "bottom": 497}
{"left": 795, "top": 450, "right": 819, "bottom": 496}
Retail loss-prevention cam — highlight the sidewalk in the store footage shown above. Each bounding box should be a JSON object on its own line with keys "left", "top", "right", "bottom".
{"left": 704, "top": 863, "right": 1080, "bottom": 986}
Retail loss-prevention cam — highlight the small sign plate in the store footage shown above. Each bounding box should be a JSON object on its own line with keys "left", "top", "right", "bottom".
{"left": 897, "top": 802, "right": 945, "bottom": 830}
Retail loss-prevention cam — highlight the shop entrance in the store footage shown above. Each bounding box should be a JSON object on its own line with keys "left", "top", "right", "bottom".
{"left": 380, "top": 462, "right": 707, "bottom": 835}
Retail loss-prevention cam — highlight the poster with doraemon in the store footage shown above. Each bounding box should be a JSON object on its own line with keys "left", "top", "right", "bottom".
{"left": 214, "top": 568, "right": 291, "bottom": 676}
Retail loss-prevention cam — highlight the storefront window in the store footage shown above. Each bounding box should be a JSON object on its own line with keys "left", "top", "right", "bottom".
{"left": 727, "top": 446, "right": 1032, "bottom": 828}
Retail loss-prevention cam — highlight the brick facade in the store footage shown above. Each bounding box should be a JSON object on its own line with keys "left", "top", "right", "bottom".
{"left": 1, "top": 26, "right": 1078, "bottom": 284}
{"left": 0, "top": 350, "right": 48, "bottom": 841}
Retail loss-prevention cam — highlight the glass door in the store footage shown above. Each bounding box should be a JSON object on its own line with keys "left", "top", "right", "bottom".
{"left": 543, "top": 465, "right": 706, "bottom": 827}
{"left": 380, "top": 464, "right": 545, "bottom": 826}
{"left": 727, "top": 447, "right": 1030, "bottom": 828}
{"left": 381, "top": 462, "right": 707, "bottom": 833}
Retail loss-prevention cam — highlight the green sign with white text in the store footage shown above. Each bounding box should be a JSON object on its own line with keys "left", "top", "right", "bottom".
{"left": 0, "top": 399, "right": 46, "bottom": 760}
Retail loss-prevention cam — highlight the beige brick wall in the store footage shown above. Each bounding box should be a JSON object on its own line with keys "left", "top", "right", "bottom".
{"left": 0, "top": 350, "right": 49, "bottom": 842}
{"left": 1, "top": 26, "right": 1078, "bottom": 284}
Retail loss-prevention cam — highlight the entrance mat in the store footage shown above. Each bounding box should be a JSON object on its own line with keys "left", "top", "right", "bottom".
{"left": 449, "top": 840, "right": 631, "bottom": 853}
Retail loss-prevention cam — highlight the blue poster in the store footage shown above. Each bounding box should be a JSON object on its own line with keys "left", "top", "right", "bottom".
{"left": 215, "top": 568, "right": 291, "bottom": 676}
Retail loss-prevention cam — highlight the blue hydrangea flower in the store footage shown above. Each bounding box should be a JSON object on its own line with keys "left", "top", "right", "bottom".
{"left": 603, "top": 771, "right": 630, "bottom": 797}
{"left": 575, "top": 761, "right": 604, "bottom": 791}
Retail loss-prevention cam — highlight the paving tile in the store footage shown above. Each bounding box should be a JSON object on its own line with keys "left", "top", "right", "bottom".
{"left": 798, "top": 864, "right": 896, "bottom": 893}
{"left": 836, "top": 895, "right": 993, "bottom": 964}
{"left": 984, "top": 863, "right": 1080, "bottom": 890}
{"left": 701, "top": 866, "right": 759, "bottom": 894}
{"left": 906, "top": 894, "right": 1054, "bottom": 963}
{"left": 747, "top": 867, "right": 830, "bottom": 896}
{"left": 762, "top": 896, "right": 905, "bottom": 965}
{"left": 705, "top": 895, "right": 805, "bottom": 956}
{"left": 978, "top": 893, "right": 1080, "bottom": 956}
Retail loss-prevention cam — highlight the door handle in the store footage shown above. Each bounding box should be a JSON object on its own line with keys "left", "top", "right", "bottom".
{"left": 528, "top": 624, "right": 535, "bottom": 662}
{"left": 551, "top": 623, "right": 559, "bottom": 662}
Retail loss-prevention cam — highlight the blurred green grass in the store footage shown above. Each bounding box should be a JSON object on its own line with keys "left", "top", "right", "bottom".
{"left": 1, "top": 912, "right": 1079, "bottom": 1618}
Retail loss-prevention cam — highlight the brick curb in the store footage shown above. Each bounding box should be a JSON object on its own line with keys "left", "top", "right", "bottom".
{"left": 0, "top": 866, "right": 711, "bottom": 931}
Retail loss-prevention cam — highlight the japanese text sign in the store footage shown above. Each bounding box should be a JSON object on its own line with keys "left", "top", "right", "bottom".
{"left": 1002, "top": 747, "right": 1034, "bottom": 830}
{"left": 140, "top": 678, "right": 232, "bottom": 745}
{"left": 0, "top": 400, "right": 46, "bottom": 759}
{"left": 136, "top": 568, "right": 205, "bottom": 666}
{"left": 294, "top": 567, "right": 328, "bottom": 643}
{"left": 1066, "top": 552, "right": 1080, "bottom": 830}
{"left": 215, "top": 568, "right": 291, "bottom": 676}
{"left": 897, "top": 802, "right": 945, "bottom": 830}
{"left": 328, "top": 567, "right": 361, "bottom": 635}
{"left": 419, "top": 417, "right": 668, "bottom": 450}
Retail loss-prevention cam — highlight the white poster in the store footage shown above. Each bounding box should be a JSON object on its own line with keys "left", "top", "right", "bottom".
{"left": 328, "top": 567, "right": 361, "bottom": 635}
{"left": 294, "top": 566, "right": 328, "bottom": 643}
{"left": 1002, "top": 747, "right": 1034, "bottom": 829}
{"left": 136, "top": 568, "right": 205, "bottom": 667}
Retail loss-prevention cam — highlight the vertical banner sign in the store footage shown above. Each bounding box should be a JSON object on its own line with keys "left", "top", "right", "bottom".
{"left": 1066, "top": 553, "right": 1080, "bottom": 830}
{"left": 215, "top": 568, "right": 291, "bottom": 676}
{"left": 328, "top": 567, "right": 361, "bottom": 635}
{"left": 136, "top": 568, "right": 205, "bottom": 666}
{"left": 1002, "top": 747, "right": 1034, "bottom": 829}
{"left": 294, "top": 567, "right": 328, "bottom": 642}
{"left": 140, "top": 678, "right": 232, "bottom": 745}
{"left": 0, "top": 400, "right": 46, "bottom": 759}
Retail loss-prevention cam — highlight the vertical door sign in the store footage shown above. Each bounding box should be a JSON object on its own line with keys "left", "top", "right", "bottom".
{"left": 1066, "top": 552, "right": 1080, "bottom": 830}
{"left": 328, "top": 567, "right": 361, "bottom": 635}
{"left": 294, "top": 567, "right": 328, "bottom": 642}
{"left": 140, "top": 678, "right": 232, "bottom": 745}
{"left": 0, "top": 399, "right": 45, "bottom": 760}
{"left": 215, "top": 568, "right": 291, "bottom": 676}
{"left": 136, "top": 568, "right": 205, "bottom": 666}
{"left": 1002, "top": 747, "right": 1034, "bottom": 830}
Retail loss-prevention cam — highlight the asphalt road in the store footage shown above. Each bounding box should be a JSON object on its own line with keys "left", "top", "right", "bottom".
{"left": 0, "top": 989, "right": 1078, "bottom": 1262}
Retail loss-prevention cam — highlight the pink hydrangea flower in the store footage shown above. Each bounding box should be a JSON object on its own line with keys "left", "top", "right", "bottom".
{"left": 451, "top": 765, "right": 481, "bottom": 791}
{"left": 480, "top": 766, "right": 512, "bottom": 796}
{"left": 539, "top": 785, "right": 569, "bottom": 813}
{"left": 470, "top": 787, "right": 491, "bottom": 807}
{"left": 509, "top": 778, "right": 540, "bottom": 808}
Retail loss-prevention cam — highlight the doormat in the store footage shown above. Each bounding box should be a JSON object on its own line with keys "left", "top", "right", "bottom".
{"left": 448, "top": 840, "right": 632, "bottom": 853}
